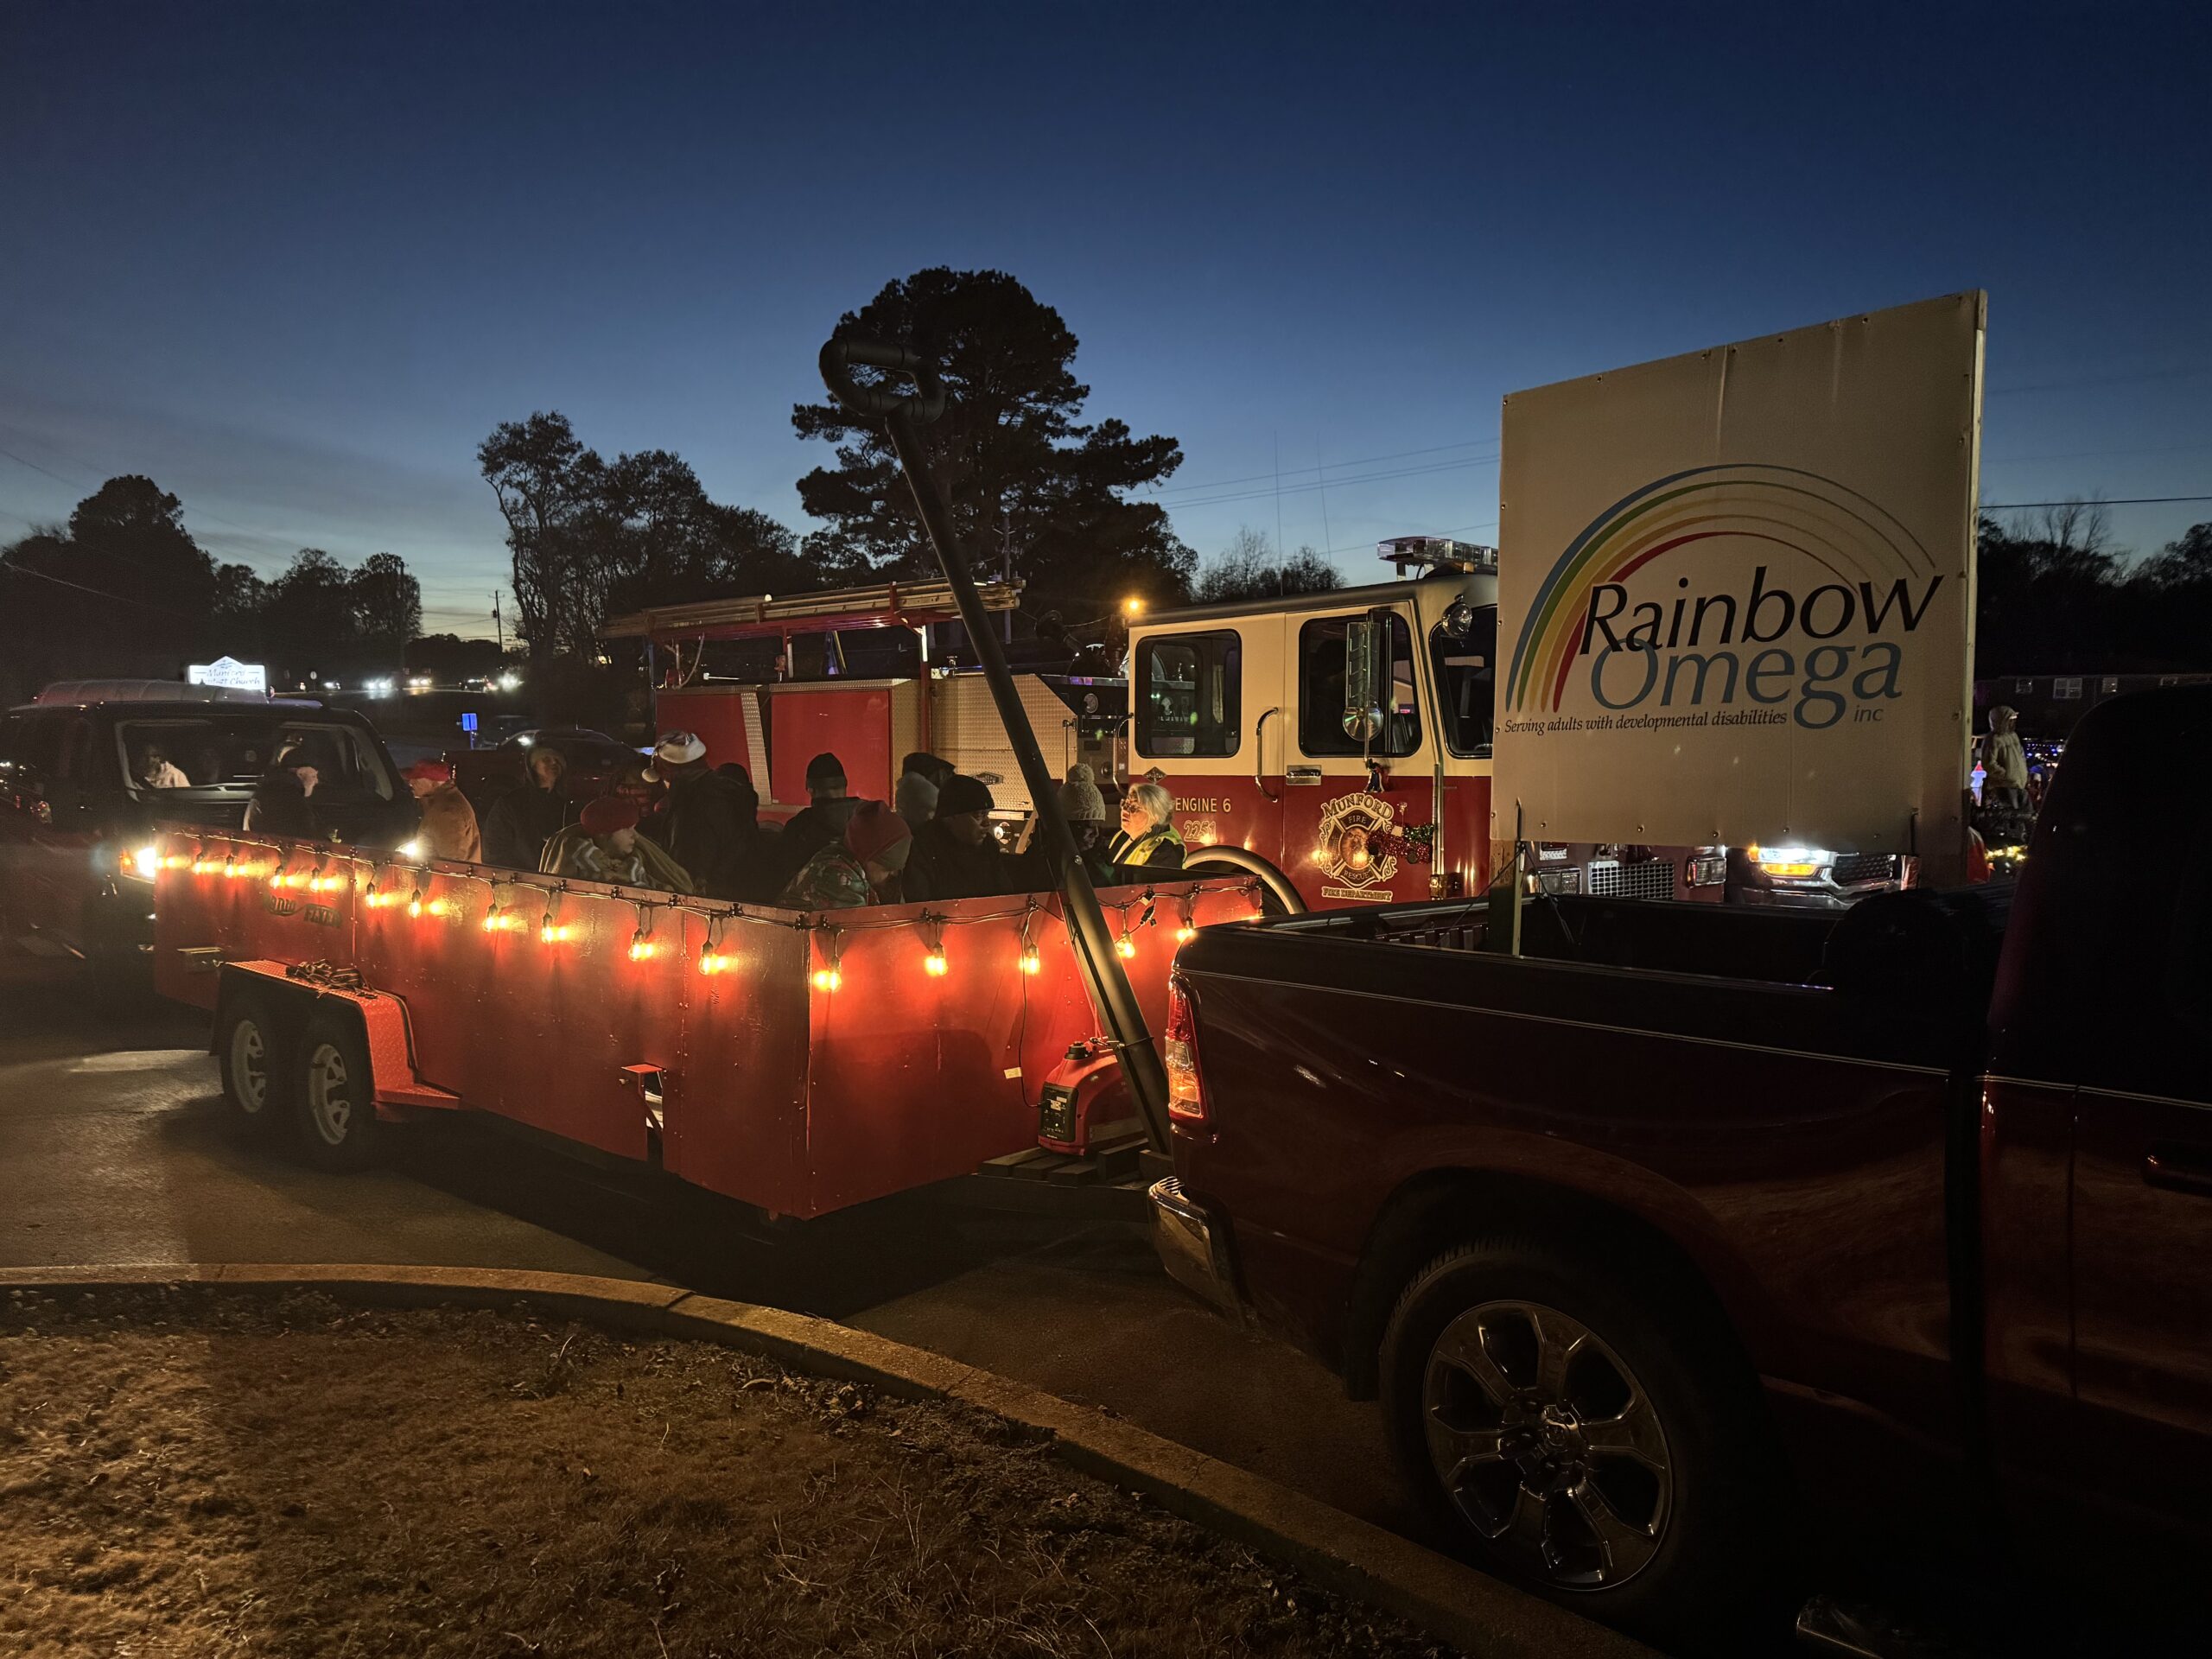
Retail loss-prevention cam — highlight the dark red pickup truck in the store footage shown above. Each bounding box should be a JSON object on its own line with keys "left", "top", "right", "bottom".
{"left": 1153, "top": 686, "right": 2210, "bottom": 1642}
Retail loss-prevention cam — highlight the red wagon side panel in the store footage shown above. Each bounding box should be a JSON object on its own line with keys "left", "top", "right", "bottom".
{"left": 154, "top": 831, "right": 1265, "bottom": 1220}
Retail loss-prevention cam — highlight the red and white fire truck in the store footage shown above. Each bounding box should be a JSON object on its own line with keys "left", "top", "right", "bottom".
{"left": 1128, "top": 537, "right": 1727, "bottom": 909}
{"left": 601, "top": 580, "right": 1122, "bottom": 825}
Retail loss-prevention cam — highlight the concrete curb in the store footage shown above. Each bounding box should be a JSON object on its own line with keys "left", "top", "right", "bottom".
{"left": 0, "top": 1263, "right": 1654, "bottom": 1659}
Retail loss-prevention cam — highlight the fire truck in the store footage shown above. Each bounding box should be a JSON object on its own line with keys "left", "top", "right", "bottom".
{"left": 1132, "top": 537, "right": 1727, "bottom": 909}
{"left": 600, "top": 580, "right": 1122, "bottom": 824}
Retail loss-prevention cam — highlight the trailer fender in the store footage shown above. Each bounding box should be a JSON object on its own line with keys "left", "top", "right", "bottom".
{"left": 214, "top": 960, "right": 461, "bottom": 1121}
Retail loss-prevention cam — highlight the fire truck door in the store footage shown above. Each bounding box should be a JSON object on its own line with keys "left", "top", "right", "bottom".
{"left": 1283, "top": 608, "right": 1440, "bottom": 906}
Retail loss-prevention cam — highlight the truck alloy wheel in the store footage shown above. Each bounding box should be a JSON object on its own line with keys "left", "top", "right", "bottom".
{"left": 1382, "top": 1240, "right": 1777, "bottom": 1637}
{"left": 1419, "top": 1299, "right": 1670, "bottom": 1590}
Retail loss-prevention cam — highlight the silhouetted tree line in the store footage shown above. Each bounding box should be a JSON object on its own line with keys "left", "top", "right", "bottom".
{"left": 11, "top": 268, "right": 2209, "bottom": 711}
{"left": 0, "top": 474, "right": 423, "bottom": 703}
{"left": 1976, "top": 504, "right": 2212, "bottom": 675}
{"left": 481, "top": 268, "right": 1202, "bottom": 682}
{"left": 1193, "top": 526, "right": 1344, "bottom": 603}
{"left": 476, "top": 415, "right": 810, "bottom": 671}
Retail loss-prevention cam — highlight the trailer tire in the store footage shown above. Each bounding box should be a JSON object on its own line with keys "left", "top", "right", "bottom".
{"left": 292, "top": 1007, "right": 381, "bottom": 1173}
{"left": 217, "top": 989, "right": 289, "bottom": 1135}
{"left": 1379, "top": 1237, "right": 1782, "bottom": 1643}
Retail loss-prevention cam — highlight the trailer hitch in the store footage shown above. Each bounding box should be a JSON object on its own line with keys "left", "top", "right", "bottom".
{"left": 817, "top": 334, "right": 1175, "bottom": 1157}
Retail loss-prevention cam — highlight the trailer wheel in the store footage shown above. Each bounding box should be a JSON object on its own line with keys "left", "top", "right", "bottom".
{"left": 1379, "top": 1238, "right": 1781, "bottom": 1642}
{"left": 217, "top": 990, "right": 289, "bottom": 1134}
{"left": 293, "top": 1007, "right": 381, "bottom": 1172}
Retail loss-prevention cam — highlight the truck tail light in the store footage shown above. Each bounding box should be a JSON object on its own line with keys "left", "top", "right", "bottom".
{"left": 1164, "top": 974, "right": 1206, "bottom": 1125}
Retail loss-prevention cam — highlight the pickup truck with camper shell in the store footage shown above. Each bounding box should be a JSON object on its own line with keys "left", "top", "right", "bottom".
{"left": 1151, "top": 684, "right": 2210, "bottom": 1643}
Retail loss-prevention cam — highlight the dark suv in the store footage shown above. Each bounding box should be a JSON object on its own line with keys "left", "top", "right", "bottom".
{"left": 0, "top": 685, "right": 416, "bottom": 965}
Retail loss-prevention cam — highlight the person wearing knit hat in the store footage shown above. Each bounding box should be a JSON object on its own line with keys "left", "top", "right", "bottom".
{"left": 1057, "top": 763, "right": 1109, "bottom": 825}
{"left": 543, "top": 793, "right": 695, "bottom": 892}
{"left": 777, "top": 798, "right": 911, "bottom": 910}
{"left": 772, "top": 750, "right": 861, "bottom": 892}
{"left": 905, "top": 773, "right": 1015, "bottom": 902}
{"left": 895, "top": 750, "right": 952, "bottom": 832}
{"left": 403, "top": 758, "right": 482, "bottom": 863}
{"left": 1046, "top": 762, "right": 1121, "bottom": 884}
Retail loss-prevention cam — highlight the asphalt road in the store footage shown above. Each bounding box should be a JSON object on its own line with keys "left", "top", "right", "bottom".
{"left": 0, "top": 948, "right": 1415, "bottom": 1541}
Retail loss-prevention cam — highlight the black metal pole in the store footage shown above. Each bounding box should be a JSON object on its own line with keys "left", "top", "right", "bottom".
{"left": 818, "top": 340, "right": 1173, "bottom": 1154}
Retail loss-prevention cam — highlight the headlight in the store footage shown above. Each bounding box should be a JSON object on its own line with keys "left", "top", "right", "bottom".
{"left": 126, "top": 842, "right": 160, "bottom": 882}
{"left": 397, "top": 837, "right": 425, "bottom": 861}
{"left": 1749, "top": 844, "right": 1827, "bottom": 879}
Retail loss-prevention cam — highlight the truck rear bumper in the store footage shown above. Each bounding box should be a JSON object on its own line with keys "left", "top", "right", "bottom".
{"left": 1148, "top": 1176, "right": 1243, "bottom": 1319}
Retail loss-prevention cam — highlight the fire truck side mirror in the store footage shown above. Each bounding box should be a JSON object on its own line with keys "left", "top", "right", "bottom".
{"left": 1342, "top": 619, "right": 1383, "bottom": 742}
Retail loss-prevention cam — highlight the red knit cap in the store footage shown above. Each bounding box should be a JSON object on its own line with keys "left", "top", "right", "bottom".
{"left": 842, "top": 799, "right": 911, "bottom": 864}
{"left": 580, "top": 794, "right": 640, "bottom": 836}
{"left": 404, "top": 760, "right": 454, "bottom": 784}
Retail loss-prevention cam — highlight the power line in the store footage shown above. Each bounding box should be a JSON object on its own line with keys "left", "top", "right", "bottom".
{"left": 1164, "top": 454, "right": 1498, "bottom": 514}
{"left": 1982, "top": 495, "right": 2212, "bottom": 508}
{"left": 0, "top": 422, "right": 309, "bottom": 551}
{"left": 1981, "top": 442, "right": 2212, "bottom": 466}
{"left": 0, "top": 560, "right": 174, "bottom": 609}
{"left": 1149, "top": 437, "right": 1495, "bottom": 500}
{"left": 1986, "top": 364, "right": 2212, "bottom": 397}
{"left": 0, "top": 443, "right": 79, "bottom": 489}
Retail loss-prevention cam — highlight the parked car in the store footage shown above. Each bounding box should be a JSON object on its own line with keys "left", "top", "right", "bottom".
{"left": 445, "top": 726, "right": 641, "bottom": 809}
{"left": 1153, "top": 685, "right": 2209, "bottom": 1642}
{"left": 0, "top": 683, "right": 416, "bottom": 965}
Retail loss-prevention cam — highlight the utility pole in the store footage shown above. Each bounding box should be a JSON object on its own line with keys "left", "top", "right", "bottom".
{"left": 492, "top": 592, "right": 505, "bottom": 656}
{"left": 998, "top": 512, "right": 1016, "bottom": 645}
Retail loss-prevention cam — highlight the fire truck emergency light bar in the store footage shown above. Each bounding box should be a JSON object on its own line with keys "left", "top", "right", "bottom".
{"left": 1378, "top": 536, "right": 1498, "bottom": 575}
{"left": 601, "top": 578, "right": 1023, "bottom": 645}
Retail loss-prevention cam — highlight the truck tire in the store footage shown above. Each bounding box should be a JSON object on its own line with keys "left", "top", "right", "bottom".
{"left": 217, "top": 990, "right": 289, "bottom": 1135}
{"left": 1379, "top": 1238, "right": 1781, "bottom": 1641}
{"left": 292, "top": 1007, "right": 382, "bottom": 1173}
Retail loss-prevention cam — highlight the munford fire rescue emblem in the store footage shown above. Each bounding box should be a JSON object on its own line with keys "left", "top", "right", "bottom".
{"left": 1315, "top": 792, "right": 1433, "bottom": 903}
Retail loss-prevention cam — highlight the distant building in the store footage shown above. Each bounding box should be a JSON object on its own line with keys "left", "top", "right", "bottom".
{"left": 1974, "top": 671, "right": 2212, "bottom": 736}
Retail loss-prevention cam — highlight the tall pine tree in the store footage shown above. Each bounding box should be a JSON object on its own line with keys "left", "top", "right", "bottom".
{"left": 791, "top": 268, "right": 1194, "bottom": 617}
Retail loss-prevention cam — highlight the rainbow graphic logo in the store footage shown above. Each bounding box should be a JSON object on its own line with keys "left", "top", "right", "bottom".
{"left": 1503, "top": 463, "right": 1936, "bottom": 715}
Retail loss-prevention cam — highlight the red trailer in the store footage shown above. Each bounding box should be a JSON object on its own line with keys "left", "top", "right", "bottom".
{"left": 153, "top": 832, "right": 1259, "bottom": 1218}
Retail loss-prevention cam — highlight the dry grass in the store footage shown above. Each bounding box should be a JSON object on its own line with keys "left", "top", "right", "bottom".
{"left": 0, "top": 1287, "right": 1452, "bottom": 1658}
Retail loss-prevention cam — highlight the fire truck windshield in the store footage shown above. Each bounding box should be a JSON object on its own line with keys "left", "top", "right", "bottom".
{"left": 1430, "top": 606, "right": 1497, "bottom": 758}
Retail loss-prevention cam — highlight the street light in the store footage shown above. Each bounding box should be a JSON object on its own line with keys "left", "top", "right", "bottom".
{"left": 1122, "top": 596, "right": 1144, "bottom": 617}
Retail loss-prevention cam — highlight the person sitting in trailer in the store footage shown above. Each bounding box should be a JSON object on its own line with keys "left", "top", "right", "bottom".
{"left": 542, "top": 795, "right": 695, "bottom": 892}
{"left": 640, "top": 731, "right": 760, "bottom": 900}
{"left": 775, "top": 752, "right": 861, "bottom": 874}
{"left": 482, "top": 743, "right": 575, "bottom": 870}
{"left": 403, "top": 760, "right": 482, "bottom": 863}
{"left": 895, "top": 750, "right": 954, "bottom": 833}
{"left": 1055, "top": 765, "right": 1122, "bottom": 883}
{"left": 1107, "top": 779, "right": 1185, "bottom": 868}
{"left": 905, "top": 773, "right": 1013, "bottom": 901}
{"left": 778, "top": 799, "right": 911, "bottom": 910}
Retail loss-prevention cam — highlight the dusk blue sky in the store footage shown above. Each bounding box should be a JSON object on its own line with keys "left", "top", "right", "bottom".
{"left": 3, "top": 2, "right": 2208, "bottom": 637}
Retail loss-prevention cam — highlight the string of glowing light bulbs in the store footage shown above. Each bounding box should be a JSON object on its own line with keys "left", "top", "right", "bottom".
{"left": 170, "top": 835, "right": 1261, "bottom": 982}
